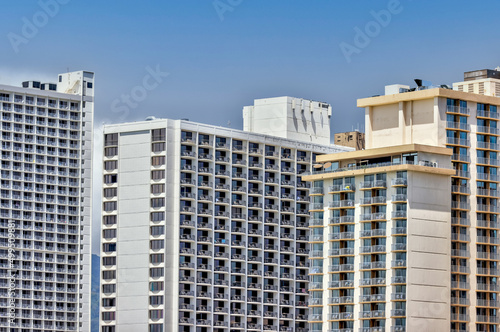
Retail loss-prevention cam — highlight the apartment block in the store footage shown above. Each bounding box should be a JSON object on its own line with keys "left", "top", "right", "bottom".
{"left": 0, "top": 71, "right": 95, "bottom": 331}
{"left": 302, "top": 70, "right": 500, "bottom": 332}
{"left": 303, "top": 145, "right": 454, "bottom": 332}
{"left": 100, "top": 97, "right": 349, "bottom": 332}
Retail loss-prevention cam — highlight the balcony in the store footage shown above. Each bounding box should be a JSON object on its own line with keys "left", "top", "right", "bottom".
{"left": 391, "top": 178, "right": 408, "bottom": 186}
{"left": 476, "top": 283, "right": 498, "bottom": 291}
{"left": 360, "top": 261, "right": 386, "bottom": 270}
{"left": 391, "top": 309, "right": 406, "bottom": 317}
{"left": 311, "top": 187, "right": 323, "bottom": 194}
{"left": 446, "top": 137, "right": 470, "bottom": 146}
{"left": 477, "top": 142, "right": 500, "bottom": 151}
{"left": 451, "top": 249, "right": 469, "bottom": 258}
{"left": 391, "top": 211, "right": 406, "bottom": 219}
{"left": 391, "top": 276, "right": 406, "bottom": 284}
{"left": 446, "top": 105, "right": 469, "bottom": 115}
{"left": 360, "top": 310, "right": 385, "bottom": 319}
{"left": 392, "top": 260, "right": 407, "bottom": 267}
{"left": 477, "top": 126, "right": 500, "bottom": 135}
{"left": 446, "top": 121, "right": 470, "bottom": 131}
{"left": 197, "top": 319, "right": 212, "bottom": 326}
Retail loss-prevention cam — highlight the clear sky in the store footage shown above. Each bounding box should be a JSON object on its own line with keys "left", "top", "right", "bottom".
{"left": 1, "top": 0, "right": 499, "bottom": 253}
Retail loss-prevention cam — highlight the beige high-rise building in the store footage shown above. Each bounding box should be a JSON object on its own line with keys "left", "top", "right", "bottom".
{"left": 303, "top": 68, "right": 500, "bottom": 332}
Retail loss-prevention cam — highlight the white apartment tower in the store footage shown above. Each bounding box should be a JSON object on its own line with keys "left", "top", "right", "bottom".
{"left": 0, "top": 71, "right": 95, "bottom": 331}
{"left": 99, "top": 97, "right": 349, "bottom": 332}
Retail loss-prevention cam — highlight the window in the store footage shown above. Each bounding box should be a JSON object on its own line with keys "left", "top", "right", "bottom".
{"left": 149, "top": 309, "right": 163, "bottom": 320}
{"left": 150, "top": 240, "right": 164, "bottom": 250}
{"left": 104, "top": 161, "right": 118, "bottom": 171}
{"left": 104, "top": 133, "right": 118, "bottom": 146}
{"left": 104, "top": 174, "right": 117, "bottom": 184}
{"left": 87, "top": 82, "right": 93, "bottom": 89}
{"left": 104, "top": 188, "right": 117, "bottom": 198}
{"left": 103, "top": 229, "right": 117, "bottom": 239}
{"left": 104, "top": 147, "right": 118, "bottom": 157}
{"left": 150, "top": 268, "right": 164, "bottom": 278}
{"left": 149, "top": 296, "right": 163, "bottom": 305}
{"left": 102, "top": 327, "right": 115, "bottom": 332}
{"left": 103, "top": 202, "right": 117, "bottom": 212}
{"left": 103, "top": 243, "right": 116, "bottom": 252}
{"left": 102, "top": 298, "right": 115, "bottom": 307}
{"left": 149, "top": 324, "right": 163, "bottom": 332}
{"left": 150, "top": 282, "right": 164, "bottom": 292}
{"left": 151, "top": 156, "right": 165, "bottom": 166}
{"left": 151, "top": 212, "right": 164, "bottom": 221}
{"left": 102, "top": 284, "right": 116, "bottom": 293}
{"left": 102, "top": 270, "right": 116, "bottom": 279}
{"left": 150, "top": 226, "right": 164, "bottom": 236}
{"left": 151, "top": 170, "right": 165, "bottom": 180}
{"left": 101, "top": 312, "right": 115, "bottom": 321}
{"left": 102, "top": 256, "right": 116, "bottom": 266}
{"left": 152, "top": 128, "right": 165, "bottom": 142}
{"left": 59, "top": 75, "right": 62, "bottom": 82}
{"left": 150, "top": 254, "right": 164, "bottom": 264}
{"left": 103, "top": 215, "right": 117, "bottom": 225}
{"left": 151, "top": 184, "right": 165, "bottom": 194}
{"left": 152, "top": 142, "right": 165, "bottom": 152}
{"left": 151, "top": 198, "right": 165, "bottom": 208}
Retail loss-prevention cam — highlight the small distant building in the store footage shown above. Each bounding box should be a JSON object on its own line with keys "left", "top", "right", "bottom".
{"left": 453, "top": 67, "right": 500, "bottom": 96}
{"left": 333, "top": 131, "right": 365, "bottom": 150}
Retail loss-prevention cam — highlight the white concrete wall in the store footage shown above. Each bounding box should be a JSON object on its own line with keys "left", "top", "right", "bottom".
{"left": 406, "top": 171, "right": 451, "bottom": 331}
{"left": 243, "top": 96, "right": 331, "bottom": 144}
{"left": 115, "top": 130, "right": 152, "bottom": 331}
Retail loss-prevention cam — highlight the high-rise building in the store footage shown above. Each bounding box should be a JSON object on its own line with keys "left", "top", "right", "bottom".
{"left": 0, "top": 71, "right": 95, "bottom": 331}
{"left": 99, "top": 97, "right": 349, "bottom": 332}
{"left": 303, "top": 69, "right": 500, "bottom": 332}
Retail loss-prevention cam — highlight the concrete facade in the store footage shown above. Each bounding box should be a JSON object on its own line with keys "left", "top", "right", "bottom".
{"left": 243, "top": 97, "right": 332, "bottom": 145}
{"left": 100, "top": 111, "right": 350, "bottom": 332}
{"left": 0, "top": 71, "right": 94, "bottom": 331}
{"left": 349, "top": 77, "right": 500, "bottom": 331}
{"left": 303, "top": 145, "right": 454, "bottom": 332}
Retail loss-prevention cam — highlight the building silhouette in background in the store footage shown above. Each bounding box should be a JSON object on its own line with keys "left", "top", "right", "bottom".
{"left": 334, "top": 131, "right": 365, "bottom": 151}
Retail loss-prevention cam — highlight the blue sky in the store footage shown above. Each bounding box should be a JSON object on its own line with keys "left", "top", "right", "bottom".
{"left": 1, "top": 0, "right": 499, "bottom": 253}
{"left": 2, "top": 0, "right": 500, "bottom": 132}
